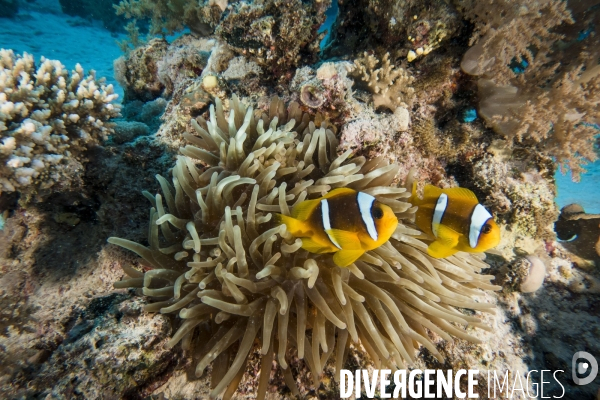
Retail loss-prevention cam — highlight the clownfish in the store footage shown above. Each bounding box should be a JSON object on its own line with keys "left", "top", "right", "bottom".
{"left": 277, "top": 188, "right": 398, "bottom": 267}
{"left": 409, "top": 183, "right": 500, "bottom": 258}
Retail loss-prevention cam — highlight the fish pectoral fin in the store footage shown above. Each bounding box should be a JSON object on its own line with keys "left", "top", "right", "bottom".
{"left": 427, "top": 240, "right": 459, "bottom": 259}
{"left": 434, "top": 224, "right": 460, "bottom": 248}
{"left": 301, "top": 238, "right": 331, "bottom": 254}
{"left": 291, "top": 199, "right": 321, "bottom": 221}
{"left": 326, "top": 229, "right": 361, "bottom": 249}
{"left": 333, "top": 249, "right": 365, "bottom": 267}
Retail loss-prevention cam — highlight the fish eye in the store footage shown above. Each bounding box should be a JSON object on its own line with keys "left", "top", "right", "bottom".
{"left": 481, "top": 224, "right": 492, "bottom": 234}
{"left": 373, "top": 207, "right": 383, "bottom": 219}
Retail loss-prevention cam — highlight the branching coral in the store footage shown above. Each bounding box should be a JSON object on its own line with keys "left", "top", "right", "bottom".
{"left": 458, "top": 0, "right": 600, "bottom": 179}
{"left": 458, "top": 0, "right": 573, "bottom": 83}
{"left": 0, "top": 49, "right": 120, "bottom": 197}
{"left": 352, "top": 52, "right": 415, "bottom": 112}
{"left": 108, "top": 95, "right": 499, "bottom": 399}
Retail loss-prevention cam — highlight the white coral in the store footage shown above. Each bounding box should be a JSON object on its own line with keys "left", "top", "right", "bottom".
{"left": 0, "top": 49, "right": 121, "bottom": 195}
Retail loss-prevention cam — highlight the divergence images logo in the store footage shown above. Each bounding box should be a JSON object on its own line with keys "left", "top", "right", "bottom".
{"left": 572, "top": 351, "right": 598, "bottom": 386}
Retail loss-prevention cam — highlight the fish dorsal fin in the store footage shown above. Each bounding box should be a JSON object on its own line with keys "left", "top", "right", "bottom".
{"left": 434, "top": 224, "right": 460, "bottom": 248}
{"left": 291, "top": 198, "right": 321, "bottom": 221}
{"left": 443, "top": 187, "right": 478, "bottom": 201}
{"left": 423, "top": 184, "right": 443, "bottom": 200}
{"left": 326, "top": 229, "right": 361, "bottom": 250}
{"left": 323, "top": 187, "right": 356, "bottom": 199}
{"left": 333, "top": 249, "right": 365, "bottom": 267}
{"left": 427, "top": 240, "right": 459, "bottom": 258}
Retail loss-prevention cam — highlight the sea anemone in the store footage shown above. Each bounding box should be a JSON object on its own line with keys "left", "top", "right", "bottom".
{"left": 108, "top": 95, "right": 499, "bottom": 399}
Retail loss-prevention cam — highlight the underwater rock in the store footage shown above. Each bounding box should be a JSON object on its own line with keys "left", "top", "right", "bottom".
{"left": 324, "top": 0, "right": 461, "bottom": 60}
{"left": 290, "top": 62, "right": 356, "bottom": 125}
{"left": 114, "top": 38, "right": 169, "bottom": 102}
{"left": 217, "top": 0, "right": 330, "bottom": 80}
{"left": 221, "top": 56, "right": 261, "bottom": 80}
{"left": 113, "top": 121, "right": 151, "bottom": 144}
{"left": 469, "top": 153, "right": 558, "bottom": 241}
{"left": 156, "top": 35, "right": 215, "bottom": 98}
{"left": 555, "top": 203, "right": 600, "bottom": 267}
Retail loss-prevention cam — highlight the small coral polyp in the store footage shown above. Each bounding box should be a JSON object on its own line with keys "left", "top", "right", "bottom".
{"left": 109, "top": 96, "right": 498, "bottom": 399}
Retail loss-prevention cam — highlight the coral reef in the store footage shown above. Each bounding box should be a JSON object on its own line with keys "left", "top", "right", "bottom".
{"left": 289, "top": 61, "right": 356, "bottom": 125}
{"left": 352, "top": 52, "right": 415, "bottom": 112}
{"left": 109, "top": 95, "right": 499, "bottom": 398}
{"left": 0, "top": 49, "right": 120, "bottom": 200}
{"left": 468, "top": 151, "right": 558, "bottom": 240}
{"left": 114, "top": 38, "right": 169, "bottom": 102}
{"left": 459, "top": 0, "right": 600, "bottom": 179}
{"left": 156, "top": 35, "right": 214, "bottom": 98}
{"left": 217, "top": 0, "right": 330, "bottom": 80}
{"left": 555, "top": 204, "right": 600, "bottom": 267}
{"left": 323, "top": 0, "right": 461, "bottom": 61}
{"left": 114, "top": 0, "right": 225, "bottom": 36}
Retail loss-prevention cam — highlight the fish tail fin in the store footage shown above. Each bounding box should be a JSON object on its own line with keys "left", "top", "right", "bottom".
{"left": 276, "top": 214, "right": 308, "bottom": 236}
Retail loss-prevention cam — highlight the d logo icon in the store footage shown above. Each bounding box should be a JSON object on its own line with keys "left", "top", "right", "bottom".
{"left": 572, "top": 351, "right": 598, "bottom": 386}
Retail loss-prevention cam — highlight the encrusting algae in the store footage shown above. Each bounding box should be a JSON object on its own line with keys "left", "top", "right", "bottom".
{"left": 108, "top": 95, "right": 500, "bottom": 399}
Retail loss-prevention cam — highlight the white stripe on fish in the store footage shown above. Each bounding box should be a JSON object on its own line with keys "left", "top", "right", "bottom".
{"left": 321, "top": 199, "right": 341, "bottom": 249}
{"left": 357, "top": 192, "right": 378, "bottom": 241}
{"left": 432, "top": 193, "right": 448, "bottom": 238}
{"left": 469, "top": 204, "right": 492, "bottom": 248}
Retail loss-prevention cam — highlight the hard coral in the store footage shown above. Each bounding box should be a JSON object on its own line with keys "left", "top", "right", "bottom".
{"left": 217, "top": 0, "right": 330, "bottom": 80}
{"left": 352, "top": 52, "right": 415, "bottom": 112}
{"left": 0, "top": 49, "right": 120, "bottom": 198}
{"left": 109, "top": 95, "right": 498, "bottom": 398}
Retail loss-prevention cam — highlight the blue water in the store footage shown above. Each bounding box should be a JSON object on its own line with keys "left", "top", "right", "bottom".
{"left": 555, "top": 159, "right": 600, "bottom": 213}
{"left": 0, "top": 2, "right": 125, "bottom": 98}
{"left": 319, "top": 0, "right": 338, "bottom": 49}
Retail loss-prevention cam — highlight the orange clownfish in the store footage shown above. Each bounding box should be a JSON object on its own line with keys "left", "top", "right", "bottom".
{"left": 409, "top": 183, "right": 500, "bottom": 258}
{"left": 277, "top": 188, "right": 398, "bottom": 267}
